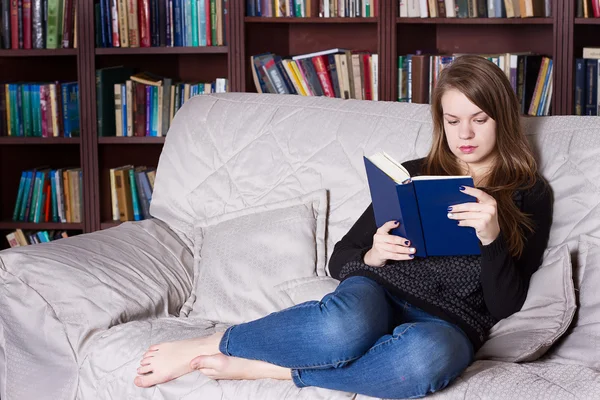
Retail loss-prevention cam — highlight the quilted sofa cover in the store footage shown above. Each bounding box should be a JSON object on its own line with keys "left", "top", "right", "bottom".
{"left": 2, "top": 93, "right": 600, "bottom": 400}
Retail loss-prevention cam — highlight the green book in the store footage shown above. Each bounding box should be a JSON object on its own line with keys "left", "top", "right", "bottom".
{"left": 46, "top": 0, "right": 60, "bottom": 48}
{"left": 96, "top": 66, "right": 136, "bottom": 136}
{"left": 128, "top": 168, "right": 142, "bottom": 221}
{"left": 23, "top": 84, "right": 32, "bottom": 137}
{"left": 191, "top": 0, "right": 198, "bottom": 47}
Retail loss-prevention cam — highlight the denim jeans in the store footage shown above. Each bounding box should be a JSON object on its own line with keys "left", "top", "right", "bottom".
{"left": 219, "top": 276, "right": 474, "bottom": 399}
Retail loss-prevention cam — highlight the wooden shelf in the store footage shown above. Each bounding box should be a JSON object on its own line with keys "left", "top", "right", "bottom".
{"left": 575, "top": 18, "right": 600, "bottom": 25}
{"left": 0, "top": 221, "right": 84, "bottom": 230}
{"left": 245, "top": 17, "right": 378, "bottom": 23}
{"left": 101, "top": 221, "right": 122, "bottom": 230}
{"left": 0, "top": 49, "right": 77, "bottom": 57}
{"left": 95, "top": 46, "right": 228, "bottom": 55}
{"left": 0, "top": 137, "right": 81, "bottom": 145}
{"left": 396, "top": 17, "right": 553, "bottom": 25}
{"left": 98, "top": 137, "right": 166, "bottom": 144}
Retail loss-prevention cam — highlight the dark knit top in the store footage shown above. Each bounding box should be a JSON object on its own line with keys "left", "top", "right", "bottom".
{"left": 328, "top": 158, "right": 553, "bottom": 351}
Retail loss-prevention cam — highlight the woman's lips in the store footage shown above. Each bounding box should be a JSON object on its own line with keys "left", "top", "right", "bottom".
{"left": 459, "top": 146, "right": 477, "bottom": 154}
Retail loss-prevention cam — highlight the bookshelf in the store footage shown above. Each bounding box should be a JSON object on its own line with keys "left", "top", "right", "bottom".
{"left": 0, "top": 0, "right": 594, "bottom": 249}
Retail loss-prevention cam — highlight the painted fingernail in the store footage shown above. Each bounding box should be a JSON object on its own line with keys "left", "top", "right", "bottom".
{"left": 394, "top": 221, "right": 399, "bottom": 225}
{"left": 459, "top": 186, "right": 466, "bottom": 191}
{"left": 410, "top": 248, "right": 416, "bottom": 253}
{"left": 447, "top": 206, "right": 453, "bottom": 211}
{"left": 409, "top": 255, "right": 415, "bottom": 259}
{"left": 447, "top": 213, "right": 453, "bottom": 218}
{"left": 404, "top": 240, "right": 410, "bottom": 245}
{"left": 457, "top": 221, "right": 461, "bottom": 225}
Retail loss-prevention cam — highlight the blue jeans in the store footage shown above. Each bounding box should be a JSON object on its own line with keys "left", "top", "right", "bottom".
{"left": 219, "top": 276, "right": 474, "bottom": 399}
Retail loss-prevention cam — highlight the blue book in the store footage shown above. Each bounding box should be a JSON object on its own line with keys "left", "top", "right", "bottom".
{"left": 364, "top": 152, "right": 481, "bottom": 257}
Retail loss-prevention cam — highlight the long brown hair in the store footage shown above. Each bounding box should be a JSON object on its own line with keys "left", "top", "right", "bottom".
{"left": 424, "top": 55, "right": 538, "bottom": 258}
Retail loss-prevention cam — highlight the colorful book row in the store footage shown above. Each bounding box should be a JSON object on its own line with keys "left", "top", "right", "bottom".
{"left": 0, "top": 82, "right": 80, "bottom": 137}
{"left": 97, "top": 66, "right": 227, "bottom": 137}
{"left": 109, "top": 165, "right": 156, "bottom": 222}
{"left": 577, "top": 0, "right": 600, "bottom": 18}
{"left": 398, "top": 52, "right": 553, "bottom": 116}
{"left": 246, "top": 0, "right": 377, "bottom": 17}
{"left": 95, "top": 0, "right": 226, "bottom": 48}
{"left": 252, "top": 48, "right": 379, "bottom": 100}
{"left": 0, "top": 0, "right": 77, "bottom": 49}
{"left": 398, "top": 0, "right": 551, "bottom": 18}
{"left": 12, "top": 167, "right": 83, "bottom": 224}
{"left": 5, "top": 229, "right": 70, "bottom": 248}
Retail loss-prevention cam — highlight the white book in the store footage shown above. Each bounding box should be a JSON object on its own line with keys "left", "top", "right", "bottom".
{"left": 292, "top": 48, "right": 347, "bottom": 61}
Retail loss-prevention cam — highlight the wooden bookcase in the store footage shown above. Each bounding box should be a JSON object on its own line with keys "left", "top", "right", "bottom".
{"left": 0, "top": 0, "right": 595, "bottom": 249}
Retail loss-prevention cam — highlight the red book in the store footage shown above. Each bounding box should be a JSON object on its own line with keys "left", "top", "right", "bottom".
{"left": 138, "top": 0, "right": 151, "bottom": 47}
{"left": 22, "top": 0, "right": 31, "bottom": 48}
{"left": 205, "top": 0, "right": 211, "bottom": 46}
{"left": 311, "top": 55, "right": 335, "bottom": 98}
{"left": 44, "top": 178, "right": 51, "bottom": 222}
{"left": 10, "top": 0, "right": 18, "bottom": 48}
{"left": 362, "top": 53, "right": 372, "bottom": 101}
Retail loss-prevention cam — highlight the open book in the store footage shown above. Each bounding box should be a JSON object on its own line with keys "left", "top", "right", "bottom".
{"left": 364, "top": 152, "right": 481, "bottom": 257}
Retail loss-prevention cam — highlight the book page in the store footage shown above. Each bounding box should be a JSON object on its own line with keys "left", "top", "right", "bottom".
{"left": 412, "top": 175, "right": 472, "bottom": 181}
{"left": 366, "top": 152, "right": 410, "bottom": 183}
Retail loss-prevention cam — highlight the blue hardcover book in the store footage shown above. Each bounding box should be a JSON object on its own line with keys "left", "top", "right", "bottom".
{"left": 364, "top": 152, "right": 481, "bottom": 257}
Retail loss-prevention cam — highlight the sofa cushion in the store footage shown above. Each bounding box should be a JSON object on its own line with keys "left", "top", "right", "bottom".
{"left": 475, "top": 243, "right": 576, "bottom": 362}
{"left": 274, "top": 276, "right": 340, "bottom": 309}
{"left": 547, "top": 234, "right": 600, "bottom": 370}
{"left": 188, "top": 189, "right": 328, "bottom": 324}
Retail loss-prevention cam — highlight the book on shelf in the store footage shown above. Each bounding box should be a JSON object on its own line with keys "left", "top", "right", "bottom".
{"left": 577, "top": 0, "right": 600, "bottom": 18}
{"left": 97, "top": 66, "right": 228, "bottom": 137}
{"left": 251, "top": 48, "right": 378, "bottom": 101}
{"left": 12, "top": 167, "right": 83, "bottom": 224}
{"left": 363, "top": 151, "right": 480, "bottom": 257}
{"left": 110, "top": 165, "right": 156, "bottom": 222}
{"left": 95, "top": 0, "right": 226, "bottom": 48}
{"left": 398, "top": 0, "right": 550, "bottom": 18}
{"left": 0, "top": 82, "right": 80, "bottom": 137}
{"left": 0, "top": 0, "right": 77, "bottom": 49}
{"left": 397, "top": 53, "right": 553, "bottom": 117}
{"left": 574, "top": 47, "right": 600, "bottom": 116}
{"left": 5, "top": 228, "right": 70, "bottom": 248}
{"left": 246, "top": 0, "right": 376, "bottom": 17}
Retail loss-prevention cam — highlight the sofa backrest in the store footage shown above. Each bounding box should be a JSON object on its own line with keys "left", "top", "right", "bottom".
{"left": 150, "top": 93, "right": 600, "bottom": 265}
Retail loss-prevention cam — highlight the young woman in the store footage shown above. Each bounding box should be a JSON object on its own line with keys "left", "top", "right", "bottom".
{"left": 133, "top": 55, "right": 553, "bottom": 399}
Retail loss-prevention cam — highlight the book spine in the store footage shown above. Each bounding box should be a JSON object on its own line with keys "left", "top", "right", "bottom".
{"left": 128, "top": 168, "right": 142, "bottom": 220}
{"left": 139, "top": 0, "right": 151, "bottom": 46}
{"left": 1, "top": 0, "right": 10, "bottom": 48}
{"left": 12, "top": 171, "right": 27, "bottom": 221}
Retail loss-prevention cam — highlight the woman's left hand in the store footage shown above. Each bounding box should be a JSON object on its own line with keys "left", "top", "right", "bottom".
{"left": 447, "top": 186, "right": 500, "bottom": 246}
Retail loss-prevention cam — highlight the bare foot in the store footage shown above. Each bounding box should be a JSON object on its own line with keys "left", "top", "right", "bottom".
{"left": 190, "top": 353, "right": 292, "bottom": 381}
{"left": 134, "top": 332, "right": 224, "bottom": 388}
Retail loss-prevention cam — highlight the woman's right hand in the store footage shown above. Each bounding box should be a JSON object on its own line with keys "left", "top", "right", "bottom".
{"left": 363, "top": 220, "right": 416, "bottom": 267}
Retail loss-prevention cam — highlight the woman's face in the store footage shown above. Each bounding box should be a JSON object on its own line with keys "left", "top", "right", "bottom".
{"left": 441, "top": 88, "right": 498, "bottom": 173}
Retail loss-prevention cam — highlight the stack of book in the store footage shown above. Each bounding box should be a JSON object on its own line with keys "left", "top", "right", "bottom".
{"left": 95, "top": 0, "right": 227, "bottom": 48}
{"left": 574, "top": 48, "right": 600, "bottom": 116}
{"left": 252, "top": 48, "right": 379, "bottom": 100}
{"left": 398, "top": 0, "right": 551, "bottom": 18}
{"left": 0, "top": 82, "right": 80, "bottom": 137}
{"left": 109, "top": 165, "right": 156, "bottom": 222}
{"left": 398, "top": 53, "right": 553, "bottom": 116}
{"left": 0, "top": 0, "right": 77, "bottom": 49}
{"left": 5, "top": 229, "right": 70, "bottom": 248}
{"left": 12, "top": 167, "right": 83, "bottom": 224}
{"left": 96, "top": 66, "right": 228, "bottom": 137}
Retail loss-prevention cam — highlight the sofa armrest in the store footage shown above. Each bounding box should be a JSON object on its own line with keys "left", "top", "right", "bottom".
{"left": 0, "top": 218, "right": 193, "bottom": 362}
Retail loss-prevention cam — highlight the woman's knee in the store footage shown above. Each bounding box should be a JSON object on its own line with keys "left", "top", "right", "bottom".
{"left": 318, "top": 277, "right": 391, "bottom": 355}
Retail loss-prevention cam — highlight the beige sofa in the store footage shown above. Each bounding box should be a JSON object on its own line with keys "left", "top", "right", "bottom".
{"left": 1, "top": 93, "right": 600, "bottom": 399}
